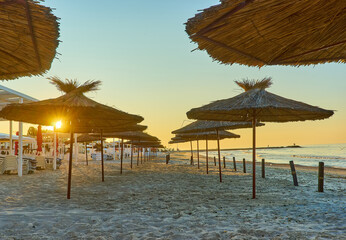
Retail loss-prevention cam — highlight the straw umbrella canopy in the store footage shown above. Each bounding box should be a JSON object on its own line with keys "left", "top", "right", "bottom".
{"left": 187, "top": 78, "right": 334, "bottom": 198}
{"left": 177, "top": 130, "right": 240, "bottom": 181}
{"left": 176, "top": 130, "right": 239, "bottom": 140}
{"left": 93, "top": 131, "right": 156, "bottom": 172}
{"left": 185, "top": 0, "right": 346, "bottom": 67}
{"left": 64, "top": 134, "right": 105, "bottom": 166}
{"left": 0, "top": 78, "right": 143, "bottom": 199}
{"left": 125, "top": 137, "right": 161, "bottom": 164}
{"left": 0, "top": 78, "right": 143, "bottom": 127}
{"left": 65, "top": 134, "right": 104, "bottom": 144}
{"left": 169, "top": 138, "right": 187, "bottom": 144}
{"left": 172, "top": 120, "right": 263, "bottom": 174}
{"left": 61, "top": 122, "right": 147, "bottom": 134}
{"left": 172, "top": 120, "right": 264, "bottom": 134}
{"left": 0, "top": 0, "right": 60, "bottom": 80}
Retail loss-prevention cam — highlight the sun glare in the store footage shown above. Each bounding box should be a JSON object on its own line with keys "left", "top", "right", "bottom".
{"left": 55, "top": 120, "right": 62, "bottom": 129}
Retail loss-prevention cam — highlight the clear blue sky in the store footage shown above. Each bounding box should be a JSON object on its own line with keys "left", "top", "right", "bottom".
{"left": 1, "top": 0, "right": 345, "bottom": 149}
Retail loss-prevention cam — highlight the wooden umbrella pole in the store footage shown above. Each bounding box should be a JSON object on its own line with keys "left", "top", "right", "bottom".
{"left": 120, "top": 138, "right": 124, "bottom": 174}
{"left": 67, "top": 123, "right": 73, "bottom": 199}
{"left": 140, "top": 147, "right": 143, "bottom": 164}
{"left": 252, "top": 110, "right": 256, "bottom": 199}
{"left": 144, "top": 148, "right": 146, "bottom": 162}
{"left": 206, "top": 136, "right": 209, "bottom": 174}
{"left": 197, "top": 139, "right": 200, "bottom": 169}
{"left": 101, "top": 129, "right": 104, "bottom": 182}
{"left": 85, "top": 142, "right": 88, "bottom": 166}
{"left": 137, "top": 146, "right": 139, "bottom": 166}
{"left": 190, "top": 140, "right": 194, "bottom": 165}
{"left": 130, "top": 143, "right": 133, "bottom": 169}
{"left": 217, "top": 129, "right": 222, "bottom": 183}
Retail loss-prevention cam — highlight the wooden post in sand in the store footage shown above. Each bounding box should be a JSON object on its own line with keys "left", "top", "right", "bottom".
{"left": 233, "top": 157, "right": 237, "bottom": 171}
{"left": 262, "top": 159, "right": 265, "bottom": 178}
{"left": 318, "top": 162, "right": 324, "bottom": 192}
{"left": 214, "top": 156, "right": 216, "bottom": 166}
{"left": 243, "top": 158, "right": 246, "bottom": 173}
{"left": 223, "top": 156, "right": 226, "bottom": 168}
{"left": 289, "top": 160, "right": 298, "bottom": 186}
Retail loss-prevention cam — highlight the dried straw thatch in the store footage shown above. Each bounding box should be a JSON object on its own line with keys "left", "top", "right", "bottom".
{"left": 0, "top": 80, "right": 144, "bottom": 126}
{"left": 127, "top": 138, "right": 161, "bottom": 145}
{"left": 61, "top": 123, "right": 147, "bottom": 134}
{"left": 0, "top": 0, "right": 60, "bottom": 80}
{"left": 172, "top": 120, "right": 264, "bottom": 134}
{"left": 65, "top": 134, "right": 105, "bottom": 144}
{"left": 186, "top": 0, "right": 346, "bottom": 67}
{"left": 171, "top": 136, "right": 186, "bottom": 142}
{"left": 176, "top": 130, "right": 240, "bottom": 141}
{"left": 126, "top": 140, "right": 162, "bottom": 148}
{"left": 187, "top": 78, "right": 334, "bottom": 122}
{"left": 169, "top": 139, "right": 186, "bottom": 144}
{"left": 99, "top": 131, "right": 158, "bottom": 141}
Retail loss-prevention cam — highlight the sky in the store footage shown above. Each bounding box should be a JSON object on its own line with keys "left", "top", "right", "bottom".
{"left": 0, "top": 0, "right": 345, "bottom": 150}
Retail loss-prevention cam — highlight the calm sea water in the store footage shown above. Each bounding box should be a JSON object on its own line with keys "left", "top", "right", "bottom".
{"left": 206, "top": 143, "right": 346, "bottom": 168}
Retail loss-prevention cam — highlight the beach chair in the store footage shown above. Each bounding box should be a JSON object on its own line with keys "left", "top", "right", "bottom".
{"left": 0, "top": 158, "right": 4, "bottom": 174}
{"left": 0, "top": 156, "right": 30, "bottom": 175}
{"left": 1, "top": 155, "right": 17, "bottom": 174}
{"left": 35, "top": 156, "right": 46, "bottom": 170}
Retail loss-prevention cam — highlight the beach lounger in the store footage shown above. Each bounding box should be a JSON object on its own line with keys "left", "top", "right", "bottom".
{"left": 35, "top": 156, "right": 46, "bottom": 170}
{"left": 1, "top": 155, "right": 17, "bottom": 174}
{"left": 0, "top": 155, "right": 28, "bottom": 174}
{"left": 0, "top": 158, "right": 3, "bottom": 174}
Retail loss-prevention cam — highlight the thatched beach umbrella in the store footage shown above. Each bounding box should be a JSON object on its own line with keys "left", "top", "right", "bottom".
{"left": 177, "top": 130, "right": 240, "bottom": 182}
{"left": 127, "top": 137, "right": 161, "bottom": 163}
{"left": 97, "top": 131, "right": 155, "bottom": 172}
{"left": 186, "top": 0, "right": 346, "bottom": 67}
{"left": 0, "top": 0, "right": 60, "bottom": 80}
{"left": 0, "top": 78, "right": 143, "bottom": 127}
{"left": 172, "top": 120, "right": 264, "bottom": 134}
{"left": 0, "top": 78, "right": 143, "bottom": 199}
{"left": 172, "top": 120, "right": 263, "bottom": 174}
{"left": 65, "top": 134, "right": 105, "bottom": 166}
{"left": 187, "top": 78, "right": 334, "bottom": 198}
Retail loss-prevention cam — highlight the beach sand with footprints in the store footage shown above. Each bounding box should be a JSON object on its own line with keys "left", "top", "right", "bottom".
{"left": 0, "top": 152, "right": 345, "bottom": 239}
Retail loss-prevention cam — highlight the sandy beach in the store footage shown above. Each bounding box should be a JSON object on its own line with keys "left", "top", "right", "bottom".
{"left": 0, "top": 152, "right": 345, "bottom": 239}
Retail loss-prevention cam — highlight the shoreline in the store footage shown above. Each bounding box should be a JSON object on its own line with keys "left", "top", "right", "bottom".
{"left": 175, "top": 152, "right": 346, "bottom": 178}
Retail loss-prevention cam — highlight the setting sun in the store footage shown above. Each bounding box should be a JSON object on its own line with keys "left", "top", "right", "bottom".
{"left": 55, "top": 120, "right": 62, "bottom": 129}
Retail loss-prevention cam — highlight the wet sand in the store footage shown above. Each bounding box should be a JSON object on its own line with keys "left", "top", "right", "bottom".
{"left": 0, "top": 152, "right": 345, "bottom": 239}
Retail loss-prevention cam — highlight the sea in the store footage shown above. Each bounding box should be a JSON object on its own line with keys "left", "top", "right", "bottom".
{"left": 206, "top": 143, "right": 346, "bottom": 169}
